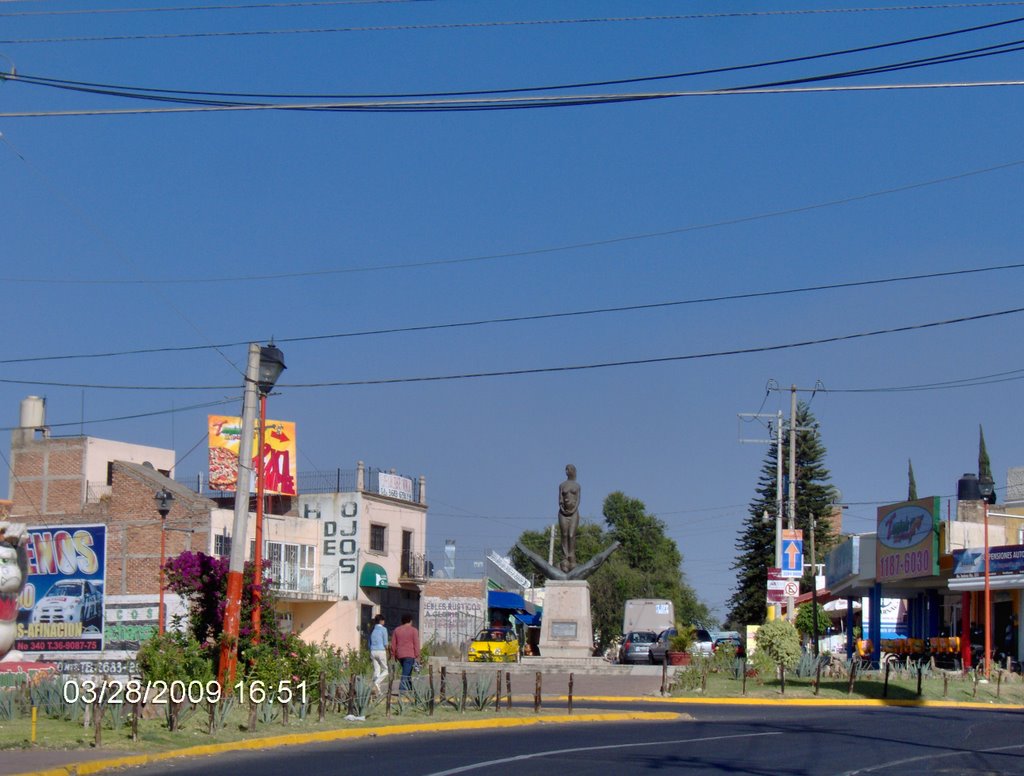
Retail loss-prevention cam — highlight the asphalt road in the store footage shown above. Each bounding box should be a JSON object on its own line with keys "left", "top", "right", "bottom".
{"left": 119, "top": 704, "right": 1024, "bottom": 776}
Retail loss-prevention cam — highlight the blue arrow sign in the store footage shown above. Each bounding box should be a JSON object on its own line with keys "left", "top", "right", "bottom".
{"left": 781, "top": 539, "right": 804, "bottom": 578}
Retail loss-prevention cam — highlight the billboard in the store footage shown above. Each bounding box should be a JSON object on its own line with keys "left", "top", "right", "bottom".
{"left": 16, "top": 524, "right": 107, "bottom": 652}
{"left": 208, "top": 415, "right": 297, "bottom": 496}
{"left": 876, "top": 497, "right": 940, "bottom": 582}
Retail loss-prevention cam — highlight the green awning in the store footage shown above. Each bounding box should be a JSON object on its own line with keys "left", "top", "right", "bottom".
{"left": 359, "top": 562, "right": 389, "bottom": 588}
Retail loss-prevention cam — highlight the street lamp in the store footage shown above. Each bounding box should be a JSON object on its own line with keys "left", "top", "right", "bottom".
{"left": 979, "top": 474, "right": 995, "bottom": 679}
{"left": 154, "top": 488, "right": 174, "bottom": 636}
{"left": 252, "top": 342, "right": 286, "bottom": 644}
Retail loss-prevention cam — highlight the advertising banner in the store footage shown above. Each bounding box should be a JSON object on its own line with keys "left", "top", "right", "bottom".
{"left": 378, "top": 472, "right": 413, "bottom": 501}
{"left": 208, "top": 415, "right": 297, "bottom": 496}
{"left": 16, "top": 524, "right": 107, "bottom": 653}
{"left": 952, "top": 544, "right": 1024, "bottom": 577}
{"left": 876, "top": 497, "right": 940, "bottom": 582}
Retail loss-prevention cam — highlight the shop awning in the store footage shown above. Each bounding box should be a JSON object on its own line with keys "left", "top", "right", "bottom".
{"left": 488, "top": 590, "right": 535, "bottom": 613}
{"left": 359, "top": 562, "right": 389, "bottom": 588}
{"left": 512, "top": 610, "right": 541, "bottom": 627}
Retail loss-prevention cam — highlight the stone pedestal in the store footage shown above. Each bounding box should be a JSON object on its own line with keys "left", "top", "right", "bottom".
{"left": 538, "top": 580, "right": 593, "bottom": 659}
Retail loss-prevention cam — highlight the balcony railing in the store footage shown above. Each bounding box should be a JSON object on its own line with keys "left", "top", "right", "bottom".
{"left": 174, "top": 466, "right": 421, "bottom": 503}
{"left": 401, "top": 551, "right": 429, "bottom": 582}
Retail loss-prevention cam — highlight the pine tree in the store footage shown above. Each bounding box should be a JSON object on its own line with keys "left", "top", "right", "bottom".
{"left": 907, "top": 458, "right": 917, "bottom": 501}
{"left": 727, "top": 401, "right": 838, "bottom": 627}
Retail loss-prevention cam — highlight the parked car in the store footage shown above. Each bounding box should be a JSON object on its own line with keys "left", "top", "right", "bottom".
{"left": 692, "top": 628, "right": 715, "bottom": 656}
{"left": 649, "top": 626, "right": 714, "bottom": 664}
{"left": 467, "top": 626, "right": 520, "bottom": 663}
{"left": 618, "top": 630, "right": 657, "bottom": 664}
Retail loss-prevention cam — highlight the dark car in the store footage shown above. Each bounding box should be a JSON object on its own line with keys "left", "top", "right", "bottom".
{"left": 649, "top": 626, "right": 714, "bottom": 664}
{"left": 618, "top": 630, "right": 657, "bottom": 664}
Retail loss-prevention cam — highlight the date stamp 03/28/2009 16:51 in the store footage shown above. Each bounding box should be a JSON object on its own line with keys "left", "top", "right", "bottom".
{"left": 62, "top": 679, "right": 309, "bottom": 706}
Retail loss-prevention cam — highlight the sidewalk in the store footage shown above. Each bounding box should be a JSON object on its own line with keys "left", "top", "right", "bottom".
{"left": 0, "top": 670, "right": 669, "bottom": 776}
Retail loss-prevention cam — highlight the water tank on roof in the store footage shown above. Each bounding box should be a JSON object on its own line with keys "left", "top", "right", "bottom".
{"left": 19, "top": 395, "right": 46, "bottom": 429}
{"left": 957, "top": 473, "right": 981, "bottom": 501}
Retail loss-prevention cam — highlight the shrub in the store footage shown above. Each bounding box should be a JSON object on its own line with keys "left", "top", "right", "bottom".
{"left": 137, "top": 630, "right": 214, "bottom": 685}
{"left": 754, "top": 618, "right": 801, "bottom": 673}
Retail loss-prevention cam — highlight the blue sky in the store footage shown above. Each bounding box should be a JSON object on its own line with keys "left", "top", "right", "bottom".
{"left": 3, "top": 1, "right": 1024, "bottom": 622}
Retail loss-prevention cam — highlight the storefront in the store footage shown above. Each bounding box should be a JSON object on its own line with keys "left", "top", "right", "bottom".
{"left": 948, "top": 543, "right": 1023, "bottom": 670}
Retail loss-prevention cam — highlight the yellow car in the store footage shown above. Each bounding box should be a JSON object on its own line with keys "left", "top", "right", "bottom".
{"left": 467, "top": 627, "right": 521, "bottom": 662}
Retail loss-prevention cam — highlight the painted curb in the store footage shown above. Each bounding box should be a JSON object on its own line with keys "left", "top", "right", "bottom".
{"left": 7, "top": 711, "right": 681, "bottom": 776}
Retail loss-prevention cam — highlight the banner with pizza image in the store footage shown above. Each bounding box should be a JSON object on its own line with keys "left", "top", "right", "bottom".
{"left": 208, "top": 415, "right": 297, "bottom": 496}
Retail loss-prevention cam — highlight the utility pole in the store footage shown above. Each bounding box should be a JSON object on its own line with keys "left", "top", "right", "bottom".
{"left": 218, "top": 343, "right": 260, "bottom": 688}
{"left": 786, "top": 385, "right": 798, "bottom": 619}
{"left": 810, "top": 517, "right": 818, "bottom": 656}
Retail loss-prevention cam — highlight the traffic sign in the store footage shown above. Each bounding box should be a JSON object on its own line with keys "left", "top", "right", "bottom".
{"left": 783, "top": 580, "right": 800, "bottom": 598}
{"left": 767, "top": 568, "right": 786, "bottom": 603}
{"left": 781, "top": 529, "right": 803, "bottom": 578}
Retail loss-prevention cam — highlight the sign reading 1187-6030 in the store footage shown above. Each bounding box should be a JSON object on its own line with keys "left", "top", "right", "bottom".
{"left": 16, "top": 525, "right": 107, "bottom": 653}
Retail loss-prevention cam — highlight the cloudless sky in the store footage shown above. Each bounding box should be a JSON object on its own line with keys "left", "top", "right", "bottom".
{"left": 3, "top": 1, "right": 1024, "bottom": 622}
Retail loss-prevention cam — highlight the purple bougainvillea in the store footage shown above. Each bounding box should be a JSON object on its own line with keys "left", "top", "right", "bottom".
{"left": 163, "top": 551, "right": 282, "bottom": 667}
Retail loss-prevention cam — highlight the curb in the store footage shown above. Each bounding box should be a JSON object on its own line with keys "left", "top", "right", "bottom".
{"left": 8, "top": 711, "right": 681, "bottom": 776}
{"left": 564, "top": 694, "right": 1022, "bottom": 709}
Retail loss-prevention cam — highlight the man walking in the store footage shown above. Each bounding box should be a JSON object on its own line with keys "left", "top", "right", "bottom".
{"left": 368, "top": 613, "right": 389, "bottom": 693}
{"left": 390, "top": 613, "right": 420, "bottom": 692}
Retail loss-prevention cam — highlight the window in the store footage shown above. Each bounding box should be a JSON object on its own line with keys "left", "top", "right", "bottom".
{"left": 266, "top": 541, "right": 316, "bottom": 593}
{"left": 214, "top": 534, "right": 232, "bottom": 558}
{"left": 370, "top": 524, "right": 386, "bottom": 553}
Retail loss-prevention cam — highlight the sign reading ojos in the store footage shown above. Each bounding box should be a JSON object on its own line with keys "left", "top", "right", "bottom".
{"left": 302, "top": 495, "right": 359, "bottom": 600}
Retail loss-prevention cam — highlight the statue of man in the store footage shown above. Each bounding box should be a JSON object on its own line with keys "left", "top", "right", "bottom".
{"left": 558, "top": 465, "right": 580, "bottom": 572}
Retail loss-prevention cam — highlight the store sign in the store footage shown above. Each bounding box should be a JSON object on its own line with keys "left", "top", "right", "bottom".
{"left": 825, "top": 535, "right": 860, "bottom": 588}
{"left": 486, "top": 551, "right": 531, "bottom": 590}
{"left": 378, "top": 473, "right": 413, "bottom": 501}
{"left": 16, "top": 525, "right": 107, "bottom": 653}
{"left": 312, "top": 495, "right": 359, "bottom": 600}
{"left": 952, "top": 544, "right": 1024, "bottom": 577}
{"left": 208, "top": 415, "right": 297, "bottom": 496}
{"left": 876, "top": 497, "right": 939, "bottom": 582}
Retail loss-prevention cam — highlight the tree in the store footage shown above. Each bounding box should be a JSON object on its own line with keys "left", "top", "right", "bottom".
{"left": 508, "top": 491, "right": 709, "bottom": 653}
{"left": 727, "top": 401, "right": 838, "bottom": 627}
{"left": 794, "top": 601, "right": 830, "bottom": 644}
{"left": 907, "top": 458, "right": 917, "bottom": 501}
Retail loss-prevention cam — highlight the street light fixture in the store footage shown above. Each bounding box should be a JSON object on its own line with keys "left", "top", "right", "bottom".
{"left": 154, "top": 488, "right": 174, "bottom": 636}
{"left": 252, "top": 342, "right": 286, "bottom": 644}
{"left": 978, "top": 474, "right": 995, "bottom": 679}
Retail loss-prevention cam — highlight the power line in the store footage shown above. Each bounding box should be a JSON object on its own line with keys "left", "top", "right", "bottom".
{"left": 5, "top": 3, "right": 1024, "bottom": 41}
{"left": 0, "top": 396, "right": 241, "bottom": 432}
{"left": 5, "top": 78, "right": 1024, "bottom": 118}
{"left": 2, "top": 151, "right": 1022, "bottom": 287}
{"left": 0, "top": 0, "right": 420, "bottom": 17}
{"left": 1, "top": 305, "right": 1019, "bottom": 391}
{"left": 2, "top": 261, "right": 1021, "bottom": 365}
{"left": 821, "top": 367, "right": 1024, "bottom": 392}
{"left": 11, "top": 13, "right": 1024, "bottom": 100}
